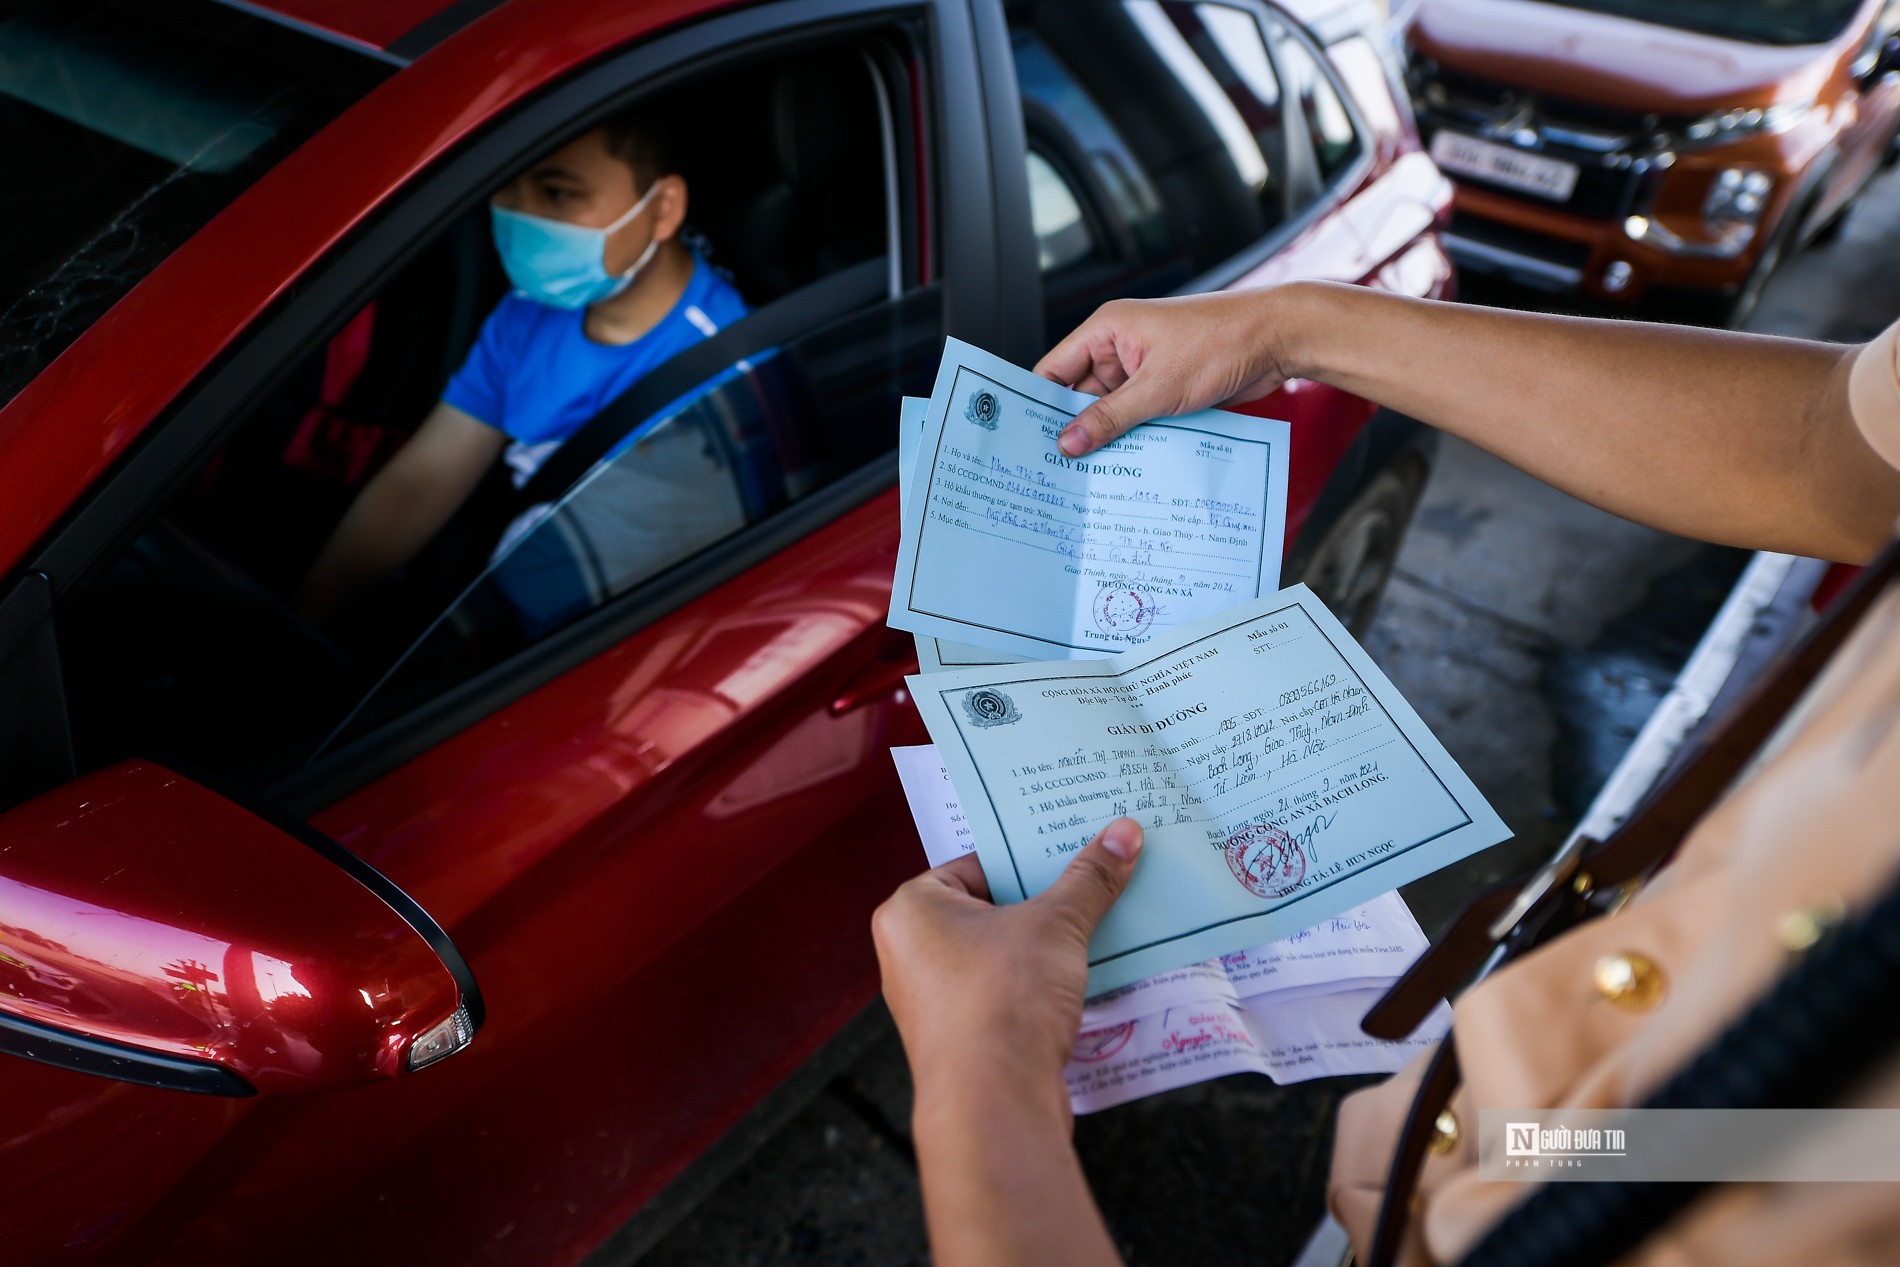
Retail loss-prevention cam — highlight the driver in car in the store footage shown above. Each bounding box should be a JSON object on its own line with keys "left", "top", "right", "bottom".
{"left": 296, "top": 110, "right": 749, "bottom": 626}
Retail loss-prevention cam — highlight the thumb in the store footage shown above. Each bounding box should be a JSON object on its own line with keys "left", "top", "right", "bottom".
{"left": 1033, "top": 817, "right": 1144, "bottom": 934}
{"left": 1059, "top": 384, "right": 1155, "bottom": 457}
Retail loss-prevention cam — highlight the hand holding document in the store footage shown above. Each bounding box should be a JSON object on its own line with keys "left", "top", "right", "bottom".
{"left": 886, "top": 338, "right": 1504, "bottom": 1105}
{"left": 907, "top": 586, "right": 1508, "bottom": 995}
{"left": 890, "top": 340, "right": 1290, "bottom": 662}
{"left": 892, "top": 743, "right": 1452, "bottom": 1113}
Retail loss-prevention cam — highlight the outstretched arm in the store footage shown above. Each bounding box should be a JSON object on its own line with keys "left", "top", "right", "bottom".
{"left": 296, "top": 402, "right": 506, "bottom": 625}
{"left": 874, "top": 820, "right": 1146, "bottom": 1267}
{"left": 1038, "top": 282, "right": 1900, "bottom": 564}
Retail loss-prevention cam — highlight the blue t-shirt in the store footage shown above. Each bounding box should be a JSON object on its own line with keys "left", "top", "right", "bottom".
{"left": 442, "top": 257, "right": 750, "bottom": 486}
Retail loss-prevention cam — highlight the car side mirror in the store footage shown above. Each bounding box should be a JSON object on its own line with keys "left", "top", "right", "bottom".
{"left": 0, "top": 761, "right": 482, "bottom": 1096}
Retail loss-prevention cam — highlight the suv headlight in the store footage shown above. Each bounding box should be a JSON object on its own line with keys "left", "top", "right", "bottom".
{"left": 1625, "top": 165, "right": 1774, "bottom": 259}
{"left": 1705, "top": 168, "right": 1775, "bottom": 228}
{"left": 1662, "top": 102, "right": 1811, "bottom": 150}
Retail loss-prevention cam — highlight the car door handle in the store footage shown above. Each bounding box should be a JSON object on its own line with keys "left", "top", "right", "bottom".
{"left": 830, "top": 629, "right": 918, "bottom": 716}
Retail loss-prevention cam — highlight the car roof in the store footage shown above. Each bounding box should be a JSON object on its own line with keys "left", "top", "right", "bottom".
{"left": 235, "top": 0, "right": 484, "bottom": 55}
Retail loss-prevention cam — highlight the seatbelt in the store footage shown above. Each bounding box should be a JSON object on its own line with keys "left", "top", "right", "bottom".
{"left": 511, "top": 256, "right": 889, "bottom": 515}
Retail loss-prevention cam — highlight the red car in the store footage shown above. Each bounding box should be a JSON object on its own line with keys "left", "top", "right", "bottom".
{"left": 0, "top": 0, "right": 1451, "bottom": 1261}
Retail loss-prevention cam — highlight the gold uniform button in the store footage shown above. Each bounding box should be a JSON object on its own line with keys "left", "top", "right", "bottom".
{"left": 1593, "top": 951, "right": 1666, "bottom": 1011}
{"left": 1428, "top": 1108, "right": 1460, "bottom": 1156}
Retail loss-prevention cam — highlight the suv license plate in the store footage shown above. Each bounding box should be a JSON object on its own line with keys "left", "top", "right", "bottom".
{"left": 1430, "top": 132, "right": 1579, "bottom": 202}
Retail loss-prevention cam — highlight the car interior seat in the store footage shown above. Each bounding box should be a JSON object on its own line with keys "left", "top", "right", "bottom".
{"left": 671, "top": 48, "right": 887, "bottom": 306}
{"left": 174, "top": 208, "right": 504, "bottom": 594}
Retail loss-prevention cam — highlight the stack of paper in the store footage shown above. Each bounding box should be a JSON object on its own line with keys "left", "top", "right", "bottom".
{"left": 893, "top": 743, "right": 1450, "bottom": 1112}
{"left": 886, "top": 341, "right": 1503, "bottom": 1111}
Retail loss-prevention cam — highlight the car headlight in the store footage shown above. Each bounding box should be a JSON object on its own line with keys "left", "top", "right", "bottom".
{"left": 1705, "top": 168, "right": 1775, "bottom": 229}
{"left": 1624, "top": 165, "right": 1774, "bottom": 259}
{"left": 1663, "top": 102, "right": 1811, "bottom": 150}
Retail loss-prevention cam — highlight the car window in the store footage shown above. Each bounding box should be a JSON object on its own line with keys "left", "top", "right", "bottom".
{"left": 1267, "top": 16, "right": 1362, "bottom": 186}
{"left": 1026, "top": 149, "right": 1100, "bottom": 273}
{"left": 324, "top": 286, "right": 942, "bottom": 747}
{"left": 1010, "top": 26, "right": 1178, "bottom": 265}
{"left": 53, "top": 30, "right": 939, "bottom": 790}
{"left": 1008, "top": 0, "right": 1303, "bottom": 339}
{"left": 0, "top": 0, "right": 392, "bottom": 408}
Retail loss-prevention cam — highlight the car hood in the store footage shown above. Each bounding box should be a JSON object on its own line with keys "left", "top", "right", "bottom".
{"left": 1408, "top": 0, "right": 1842, "bottom": 114}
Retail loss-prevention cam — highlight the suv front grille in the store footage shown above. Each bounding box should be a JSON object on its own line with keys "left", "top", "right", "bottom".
{"left": 1422, "top": 65, "right": 1670, "bottom": 149}
{"left": 1448, "top": 210, "right": 1592, "bottom": 270}
{"left": 1412, "top": 62, "right": 1678, "bottom": 222}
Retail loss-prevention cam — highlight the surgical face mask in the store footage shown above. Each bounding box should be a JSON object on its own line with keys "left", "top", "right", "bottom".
{"left": 489, "top": 179, "right": 663, "bottom": 310}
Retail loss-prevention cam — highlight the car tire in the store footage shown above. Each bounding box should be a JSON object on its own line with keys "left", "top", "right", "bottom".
{"left": 1299, "top": 462, "right": 1425, "bottom": 639}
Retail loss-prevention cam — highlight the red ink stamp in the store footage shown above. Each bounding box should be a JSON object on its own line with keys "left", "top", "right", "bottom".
{"left": 1093, "top": 586, "right": 1156, "bottom": 640}
{"left": 1070, "top": 1021, "right": 1136, "bottom": 1063}
{"left": 1224, "top": 822, "right": 1305, "bottom": 899}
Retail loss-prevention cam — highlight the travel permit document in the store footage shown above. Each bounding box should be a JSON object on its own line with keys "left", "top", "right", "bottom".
{"left": 907, "top": 586, "right": 1510, "bottom": 994}
{"left": 890, "top": 740, "right": 1453, "bottom": 1111}
{"left": 898, "top": 395, "right": 1026, "bottom": 672}
{"left": 889, "top": 339, "right": 1290, "bottom": 662}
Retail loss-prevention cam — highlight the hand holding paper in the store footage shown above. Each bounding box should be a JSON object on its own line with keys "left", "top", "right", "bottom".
{"left": 890, "top": 339, "right": 1290, "bottom": 661}
{"left": 883, "top": 337, "right": 1504, "bottom": 1109}
{"left": 907, "top": 586, "right": 1508, "bottom": 994}
{"left": 891, "top": 742, "right": 1451, "bottom": 1112}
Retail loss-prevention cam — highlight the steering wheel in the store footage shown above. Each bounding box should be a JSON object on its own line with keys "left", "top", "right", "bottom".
{"left": 133, "top": 518, "right": 363, "bottom": 684}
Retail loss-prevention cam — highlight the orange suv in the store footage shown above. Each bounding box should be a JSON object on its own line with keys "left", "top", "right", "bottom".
{"left": 1406, "top": 0, "right": 1900, "bottom": 323}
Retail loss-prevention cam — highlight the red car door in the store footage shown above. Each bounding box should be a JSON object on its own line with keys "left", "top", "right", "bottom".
{"left": 155, "top": 48, "right": 958, "bottom": 1267}
{"left": 0, "top": 2, "right": 1009, "bottom": 1264}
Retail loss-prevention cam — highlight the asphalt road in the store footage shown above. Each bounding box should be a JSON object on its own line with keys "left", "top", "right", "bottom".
{"left": 638, "top": 165, "right": 1900, "bottom": 1267}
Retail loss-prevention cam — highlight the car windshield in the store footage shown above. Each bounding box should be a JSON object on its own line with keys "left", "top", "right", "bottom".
{"left": 0, "top": 0, "right": 393, "bottom": 407}
{"left": 1524, "top": 0, "right": 1864, "bottom": 46}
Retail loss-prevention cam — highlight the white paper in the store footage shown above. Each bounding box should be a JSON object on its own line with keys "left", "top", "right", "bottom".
{"left": 1215, "top": 898, "right": 1431, "bottom": 995}
{"left": 1064, "top": 990, "right": 1452, "bottom": 1115}
{"left": 891, "top": 744, "right": 976, "bottom": 867}
{"left": 1079, "top": 890, "right": 1429, "bottom": 1027}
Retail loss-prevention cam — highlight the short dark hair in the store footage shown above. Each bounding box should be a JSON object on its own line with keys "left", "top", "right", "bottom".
{"left": 599, "top": 109, "right": 674, "bottom": 190}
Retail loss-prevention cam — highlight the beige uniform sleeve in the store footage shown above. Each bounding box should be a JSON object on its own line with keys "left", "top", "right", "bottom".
{"left": 1849, "top": 319, "right": 1900, "bottom": 472}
